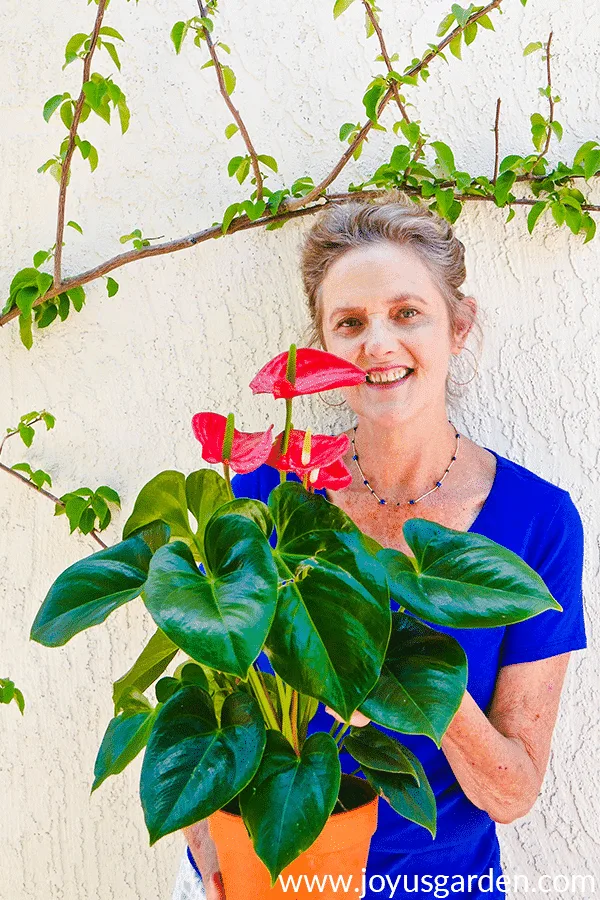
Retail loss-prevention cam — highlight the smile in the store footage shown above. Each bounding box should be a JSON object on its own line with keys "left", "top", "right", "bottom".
{"left": 365, "top": 366, "right": 413, "bottom": 386}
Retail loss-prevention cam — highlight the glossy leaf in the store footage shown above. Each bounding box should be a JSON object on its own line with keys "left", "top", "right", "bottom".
{"left": 378, "top": 519, "right": 560, "bottom": 628}
{"left": 113, "top": 627, "right": 179, "bottom": 713}
{"left": 240, "top": 730, "right": 340, "bottom": 883}
{"left": 363, "top": 746, "right": 436, "bottom": 837}
{"left": 140, "top": 688, "right": 265, "bottom": 843}
{"left": 208, "top": 497, "right": 273, "bottom": 539}
{"left": 143, "top": 515, "right": 278, "bottom": 677}
{"left": 267, "top": 483, "right": 390, "bottom": 721}
{"left": 30, "top": 534, "right": 152, "bottom": 646}
{"left": 122, "top": 470, "right": 194, "bottom": 545}
{"left": 344, "top": 724, "right": 421, "bottom": 777}
{"left": 359, "top": 612, "right": 467, "bottom": 745}
{"left": 184, "top": 468, "right": 231, "bottom": 560}
{"left": 92, "top": 707, "right": 155, "bottom": 791}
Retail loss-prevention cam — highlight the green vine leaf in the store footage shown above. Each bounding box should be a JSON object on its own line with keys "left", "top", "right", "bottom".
{"left": 221, "top": 66, "right": 236, "bottom": 96}
{"left": 170, "top": 22, "right": 188, "bottom": 54}
{"left": 333, "top": 0, "right": 358, "bottom": 19}
{"left": 43, "top": 93, "right": 68, "bottom": 123}
{"left": 527, "top": 201, "right": 547, "bottom": 234}
{"left": 523, "top": 41, "right": 543, "bottom": 56}
{"left": 106, "top": 277, "right": 119, "bottom": 297}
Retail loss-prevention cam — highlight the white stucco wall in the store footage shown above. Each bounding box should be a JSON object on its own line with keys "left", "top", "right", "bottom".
{"left": 1, "top": 0, "right": 598, "bottom": 897}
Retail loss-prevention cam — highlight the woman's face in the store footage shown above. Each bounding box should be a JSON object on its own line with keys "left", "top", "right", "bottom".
{"left": 319, "top": 241, "right": 469, "bottom": 429}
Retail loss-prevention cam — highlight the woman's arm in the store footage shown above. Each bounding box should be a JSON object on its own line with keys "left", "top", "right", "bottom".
{"left": 183, "top": 819, "right": 226, "bottom": 900}
{"left": 440, "top": 652, "right": 571, "bottom": 824}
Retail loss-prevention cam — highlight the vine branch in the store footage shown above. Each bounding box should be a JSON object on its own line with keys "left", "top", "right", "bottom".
{"left": 54, "top": 0, "right": 108, "bottom": 288}
{"left": 197, "top": 0, "right": 264, "bottom": 200}
{"left": 362, "top": 0, "right": 411, "bottom": 124}
{"left": 532, "top": 31, "right": 554, "bottom": 168}
{"left": 493, "top": 98, "right": 501, "bottom": 184}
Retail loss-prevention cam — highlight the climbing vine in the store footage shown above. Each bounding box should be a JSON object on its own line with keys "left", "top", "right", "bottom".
{"left": 2, "top": 0, "right": 599, "bottom": 350}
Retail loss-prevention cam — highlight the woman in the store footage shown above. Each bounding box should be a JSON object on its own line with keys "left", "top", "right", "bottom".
{"left": 173, "top": 193, "right": 587, "bottom": 899}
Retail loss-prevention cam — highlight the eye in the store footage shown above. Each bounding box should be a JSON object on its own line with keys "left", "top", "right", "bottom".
{"left": 395, "top": 308, "right": 418, "bottom": 320}
{"left": 336, "top": 317, "right": 363, "bottom": 330}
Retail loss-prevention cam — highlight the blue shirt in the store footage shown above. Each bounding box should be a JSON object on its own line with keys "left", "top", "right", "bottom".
{"left": 229, "top": 449, "right": 587, "bottom": 897}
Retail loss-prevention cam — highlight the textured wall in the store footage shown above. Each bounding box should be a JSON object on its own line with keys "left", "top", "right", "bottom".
{"left": 1, "top": 0, "right": 598, "bottom": 897}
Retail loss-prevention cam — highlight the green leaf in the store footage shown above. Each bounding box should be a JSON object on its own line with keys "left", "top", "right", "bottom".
{"left": 184, "top": 469, "right": 231, "bottom": 562}
{"left": 550, "top": 121, "right": 563, "bottom": 142}
{"left": 64, "top": 32, "right": 87, "bottom": 65}
{"left": 523, "top": 41, "right": 543, "bottom": 56}
{"left": 67, "top": 286, "right": 85, "bottom": 312}
{"left": 60, "top": 101, "right": 74, "bottom": 129}
{"left": 170, "top": 20, "right": 187, "bottom": 52}
{"left": 106, "top": 277, "right": 119, "bottom": 297}
{"left": 57, "top": 293, "right": 70, "bottom": 321}
{"left": 123, "top": 470, "right": 194, "bottom": 546}
{"left": 551, "top": 201, "right": 565, "bottom": 227}
{"left": 225, "top": 123, "right": 239, "bottom": 139}
{"left": 37, "top": 272, "right": 53, "bottom": 297}
{"left": 103, "top": 41, "right": 121, "bottom": 71}
{"left": 113, "top": 628, "right": 179, "bottom": 713}
{"left": 478, "top": 14, "right": 494, "bottom": 30}
{"left": 339, "top": 122, "right": 356, "bottom": 141}
{"left": 257, "top": 155, "right": 278, "bottom": 173}
{"left": 95, "top": 485, "right": 121, "bottom": 506}
{"left": 435, "top": 187, "right": 454, "bottom": 218}
{"left": 430, "top": 141, "right": 456, "bottom": 176}
{"left": 99, "top": 26, "right": 125, "bottom": 41}
{"left": 493, "top": 170, "right": 516, "bottom": 207}
{"left": 67, "top": 220, "right": 83, "bottom": 234}
{"left": 140, "top": 688, "right": 266, "bottom": 843}
{"left": 222, "top": 66, "right": 236, "bottom": 96}
{"left": 33, "top": 250, "right": 50, "bottom": 268}
{"left": 574, "top": 140, "right": 599, "bottom": 168}
{"left": 363, "top": 745, "right": 436, "bottom": 836}
{"left": 333, "top": 0, "right": 357, "bottom": 18}
{"left": 92, "top": 708, "right": 155, "bottom": 791}
{"left": 37, "top": 303, "right": 58, "bottom": 329}
{"left": 564, "top": 206, "right": 582, "bottom": 234}
{"left": 10, "top": 268, "right": 40, "bottom": 296}
{"left": 42, "top": 411, "right": 55, "bottom": 430}
{"left": 43, "top": 94, "right": 66, "bottom": 122}
{"left": 221, "top": 202, "right": 240, "bottom": 235}
{"left": 527, "top": 201, "right": 547, "bottom": 234}
{"left": 583, "top": 149, "right": 600, "bottom": 180}
{"left": 267, "top": 483, "right": 390, "bottom": 721}
{"left": 143, "top": 517, "right": 278, "bottom": 677}
{"left": 240, "top": 730, "right": 341, "bottom": 884}
{"left": 436, "top": 13, "right": 455, "bottom": 37}
{"left": 30, "top": 534, "right": 153, "bottom": 646}
{"left": 449, "top": 35, "right": 462, "bottom": 60}
{"left": 363, "top": 83, "right": 385, "bottom": 123}
{"left": 11, "top": 462, "right": 33, "bottom": 476}
{"left": 463, "top": 22, "right": 477, "bottom": 45}
{"left": 88, "top": 145, "right": 99, "bottom": 172}
{"left": 582, "top": 215, "right": 596, "bottom": 244}
{"left": 359, "top": 612, "right": 467, "bottom": 745}
{"left": 344, "top": 725, "right": 421, "bottom": 776}
{"left": 378, "top": 519, "right": 560, "bottom": 629}
{"left": 117, "top": 96, "right": 130, "bottom": 134}
{"left": 18, "top": 423, "right": 35, "bottom": 448}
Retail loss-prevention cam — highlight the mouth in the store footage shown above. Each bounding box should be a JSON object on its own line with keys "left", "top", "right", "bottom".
{"left": 365, "top": 366, "right": 414, "bottom": 388}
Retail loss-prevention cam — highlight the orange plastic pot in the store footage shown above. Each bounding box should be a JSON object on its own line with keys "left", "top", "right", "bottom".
{"left": 208, "top": 777, "right": 378, "bottom": 900}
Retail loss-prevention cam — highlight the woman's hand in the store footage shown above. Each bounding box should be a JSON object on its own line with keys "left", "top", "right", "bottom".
{"left": 325, "top": 706, "right": 371, "bottom": 728}
{"left": 182, "top": 819, "right": 226, "bottom": 900}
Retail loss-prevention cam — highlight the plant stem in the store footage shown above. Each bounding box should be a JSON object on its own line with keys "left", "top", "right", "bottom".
{"left": 247, "top": 666, "right": 279, "bottom": 731}
{"left": 223, "top": 463, "right": 234, "bottom": 500}
{"left": 335, "top": 723, "right": 351, "bottom": 746}
{"left": 279, "top": 398, "right": 294, "bottom": 483}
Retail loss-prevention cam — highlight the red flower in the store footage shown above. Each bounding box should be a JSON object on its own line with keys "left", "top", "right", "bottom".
{"left": 250, "top": 348, "right": 365, "bottom": 399}
{"left": 307, "top": 458, "right": 353, "bottom": 491}
{"left": 192, "top": 412, "right": 273, "bottom": 474}
{"left": 267, "top": 429, "right": 350, "bottom": 477}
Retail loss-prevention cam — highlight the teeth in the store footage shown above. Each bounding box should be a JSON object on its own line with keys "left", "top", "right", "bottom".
{"left": 366, "top": 367, "right": 412, "bottom": 384}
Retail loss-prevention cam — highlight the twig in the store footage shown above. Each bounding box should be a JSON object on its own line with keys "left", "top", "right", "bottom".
{"left": 0, "top": 417, "right": 43, "bottom": 457}
{"left": 493, "top": 98, "right": 501, "bottom": 183}
{"left": 283, "top": 0, "right": 505, "bottom": 212}
{"left": 532, "top": 32, "right": 554, "bottom": 168}
{"left": 197, "top": 0, "right": 264, "bottom": 201}
{"left": 54, "top": 0, "right": 108, "bottom": 287}
{"left": 362, "top": 0, "right": 410, "bottom": 124}
{"left": 0, "top": 461, "right": 108, "bottom": 549}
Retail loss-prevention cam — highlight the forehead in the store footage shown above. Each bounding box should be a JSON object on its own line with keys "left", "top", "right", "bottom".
{"left": 320, "top": 242, "right": 444, "bottom": 317}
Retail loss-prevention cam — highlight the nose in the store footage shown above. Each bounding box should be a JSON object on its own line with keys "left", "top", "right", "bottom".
{"left": 362, "top": 314, "right": 399, "bottom": 359}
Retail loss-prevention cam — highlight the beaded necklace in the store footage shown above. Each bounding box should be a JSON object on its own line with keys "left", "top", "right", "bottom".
{"left": 350, "top": 420, "right": 461, "bottom": 506}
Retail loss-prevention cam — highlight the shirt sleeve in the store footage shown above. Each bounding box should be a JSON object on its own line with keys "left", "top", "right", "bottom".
{"left": 499, "top": 491, "right": 588, "bottom": 666}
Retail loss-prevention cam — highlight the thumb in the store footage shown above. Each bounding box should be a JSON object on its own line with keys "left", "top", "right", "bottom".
{"left": 207, "top": 871, "right": 226, "bottom": 900}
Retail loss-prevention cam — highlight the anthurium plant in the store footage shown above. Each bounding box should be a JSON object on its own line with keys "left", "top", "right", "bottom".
{"left": 30, "top": 345, "right": 561, "bottom": 884}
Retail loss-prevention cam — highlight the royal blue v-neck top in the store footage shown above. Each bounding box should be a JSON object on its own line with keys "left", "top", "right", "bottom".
{"left": 228, "top": 449, "right": 587, "bottom": 898}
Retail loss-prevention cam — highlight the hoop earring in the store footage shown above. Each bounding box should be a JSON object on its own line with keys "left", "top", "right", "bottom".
{"left": 448, "top": 346, "right": 479, "bottom": 386}
{"left": 317, "top": 392, "right": 347, "bottom": 409}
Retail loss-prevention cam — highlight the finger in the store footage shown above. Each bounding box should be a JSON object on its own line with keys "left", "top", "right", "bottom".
{"left": 324, "top": 706, "right": 343, "bottom": 723}
{"left": 207, "top": 871, "right": 226, "bottom": 900}
{"left": 350, "top": 711, "right": 371, "bottom": 727}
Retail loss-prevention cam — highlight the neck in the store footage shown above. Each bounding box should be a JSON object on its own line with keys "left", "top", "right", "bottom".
{"left": 352, "top": 410, "right": 459, "bottom": 503}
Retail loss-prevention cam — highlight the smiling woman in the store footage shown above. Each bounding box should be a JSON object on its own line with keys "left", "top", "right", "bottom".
{"left": 177, "top": 192, "right": 587, "bottom": 900}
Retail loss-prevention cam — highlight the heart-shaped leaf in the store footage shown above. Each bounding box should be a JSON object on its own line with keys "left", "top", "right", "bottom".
{"left": 267, "top": 483, "right": 390, "bottom": 721}
{"left": 30, "top": 534, "right": 152, "bottom": 646}
{"left": 359, "top": 612, "right": 467, "bottom": 746}
{"left": 379, "top": 519, "right": 560, "bottom": 628}
{"left": 208, "top": 497, "right": 274, "bottom": 540}
{"left": 343, "top": 724, "right": 420, "bottom": 777}
{"left": 362, "top": 743, "right": 436, "bottom": 837}
{"left": 93, "top": 707, "right": 156, "bottom": 791}
{"left": 143, "top": 514, "right": 278, "bottom": 677}
{"left": 185, "top": 469, "right": 231, "bottom": 559}
{"left": 113, "top": 627, "right": 179, "bottom": 713}
{"left": 140, "top": 688, "right": 265, "bottom": 843}
{"left": 239, "top": 729, "right": 340, "bottom": 883}
{"left": 123, "top": 470, "right": 194, "bottom": 546}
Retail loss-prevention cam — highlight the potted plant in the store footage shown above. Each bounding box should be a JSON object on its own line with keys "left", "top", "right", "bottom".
{"left": 30, "top": 346, "right": 560, "bottom": 899}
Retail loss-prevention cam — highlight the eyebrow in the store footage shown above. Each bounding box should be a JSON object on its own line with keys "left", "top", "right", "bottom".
{"left": 327, "top": 294, "right": 428, "bottom": 323}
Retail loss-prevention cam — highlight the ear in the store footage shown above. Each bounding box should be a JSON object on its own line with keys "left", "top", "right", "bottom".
{"left": 451, "top": 296, "right": 477, "bottom": 354}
